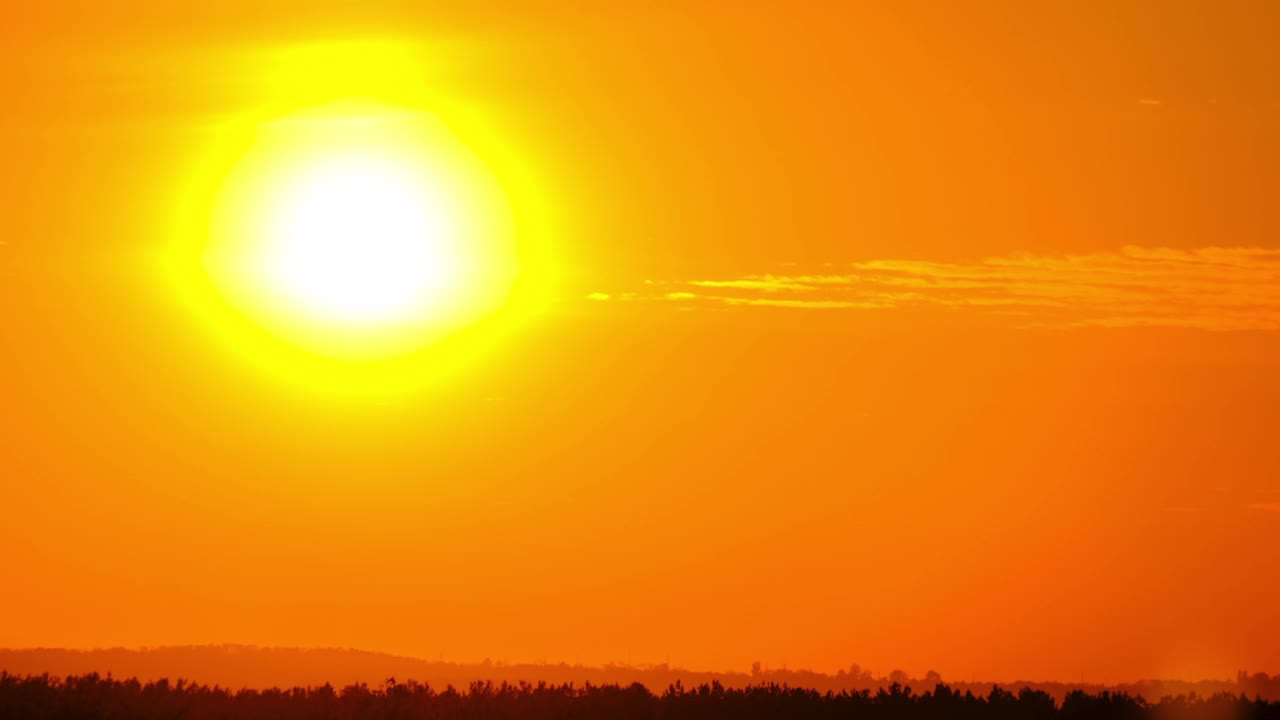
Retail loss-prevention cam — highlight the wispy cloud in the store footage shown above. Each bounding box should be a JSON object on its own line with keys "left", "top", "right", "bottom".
{"left": 721, "top": 298, "right": 883, "bottom": 309}
{"left": 634, "top": 246, "right": 1280, "bottom": 330}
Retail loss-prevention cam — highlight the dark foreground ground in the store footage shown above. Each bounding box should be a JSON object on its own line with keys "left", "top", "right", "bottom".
{"left": 3, "top": 675, "right": 1280, "bottom": 720}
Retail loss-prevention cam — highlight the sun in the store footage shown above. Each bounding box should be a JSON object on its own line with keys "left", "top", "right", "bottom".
{"left": 200, "top": 99, "right": 522, "bottom": 362}
{"left": 166, "top": 40, "right": 557, "bottom": 395}
{"left": 264, "top": 153, "right": 451, "bottom": 325}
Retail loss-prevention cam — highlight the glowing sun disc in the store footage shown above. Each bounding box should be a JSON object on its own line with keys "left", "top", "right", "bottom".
{"left": 202, "top": 100, "right": 520, "bottom": 360}
{"left": 266, "top": 154, "right": 450, "bottom": 324}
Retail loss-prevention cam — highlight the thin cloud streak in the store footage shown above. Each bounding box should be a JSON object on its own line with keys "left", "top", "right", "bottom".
{"left": 645, "top": 246, "right": 1280, "bottom": 330}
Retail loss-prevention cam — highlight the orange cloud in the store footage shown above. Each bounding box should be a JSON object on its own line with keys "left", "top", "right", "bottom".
{"left": 645, "top": 246, "right": 1280, "bottom": 330}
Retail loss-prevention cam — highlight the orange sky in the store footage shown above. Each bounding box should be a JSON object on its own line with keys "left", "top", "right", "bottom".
{"left": 2, "top": 0, "right": 1279, "bottom": 685}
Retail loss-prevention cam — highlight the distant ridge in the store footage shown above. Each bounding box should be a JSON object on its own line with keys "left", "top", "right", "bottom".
{"left": 2, "top": 646, "right": 1277, "bottom": 702}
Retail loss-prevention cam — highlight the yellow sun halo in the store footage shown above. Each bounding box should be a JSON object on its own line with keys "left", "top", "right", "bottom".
{"left": 201, "top": 100, "right": 521, "bottom": 362}
{"left": 166, "top": 41, "right": 557, "bottom": 396}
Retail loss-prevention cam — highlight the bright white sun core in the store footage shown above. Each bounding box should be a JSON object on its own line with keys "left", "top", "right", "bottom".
{"left": 266, "top": 154, "right": 452, "bottom": 324}
{"left": 202, "top": 101, "right": 520, "bottom": 360}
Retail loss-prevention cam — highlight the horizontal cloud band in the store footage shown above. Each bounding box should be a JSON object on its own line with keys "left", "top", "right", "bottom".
{"left": 597, "top": 246, "right": 1280, "bottom": 331}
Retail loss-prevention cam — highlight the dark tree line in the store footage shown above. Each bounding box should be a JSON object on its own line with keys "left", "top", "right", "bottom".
{"left": 2, "top": 673, "right": 1277, "bottom": 720}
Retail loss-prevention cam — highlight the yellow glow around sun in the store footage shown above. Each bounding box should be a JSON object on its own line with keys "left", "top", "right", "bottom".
{"left": 205, "top": 101, "right": 519, "bottom": 360}
{"left": 166, "top": 40, "right": 556, "bottom": 395}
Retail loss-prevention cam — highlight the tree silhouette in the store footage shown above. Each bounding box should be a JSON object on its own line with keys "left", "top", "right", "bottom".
{"left": 2, "top": 672, "right": 1278, "bottom": 720}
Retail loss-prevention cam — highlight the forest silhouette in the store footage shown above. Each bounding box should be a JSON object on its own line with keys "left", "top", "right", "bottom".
{"left": 4, "top": 673, "right": 1280, "bottom": 720}
{"left": 7, "top": 648, "right": 1280, "bottom": 703}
